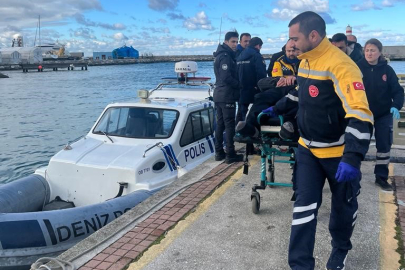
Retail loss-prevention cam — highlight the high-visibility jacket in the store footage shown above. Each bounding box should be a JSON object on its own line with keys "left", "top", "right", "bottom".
{"left": 280, "top": 37, "right": 374, "bottom": 168}
{"left": 271, "top": 55, "right": 299, "bottom": 77}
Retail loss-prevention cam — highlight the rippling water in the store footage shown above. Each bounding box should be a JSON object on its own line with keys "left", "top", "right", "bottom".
{"left": 1, "top": 60, "right": 404, "bottom": 184}
{"left": 0, "top": 62, "right": 216, "bottom": 184}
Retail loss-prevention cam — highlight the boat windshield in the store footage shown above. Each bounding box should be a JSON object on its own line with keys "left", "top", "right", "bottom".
{"left": 93, "top": 107, "right": 179, "bottom": 139}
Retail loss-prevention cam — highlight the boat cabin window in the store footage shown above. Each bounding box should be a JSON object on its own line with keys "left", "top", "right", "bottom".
{"left": 93, "top": 107, "right": 179, "bottom": 139}
{"left": 180, "top": 107, "right": 214, "bottom": 147}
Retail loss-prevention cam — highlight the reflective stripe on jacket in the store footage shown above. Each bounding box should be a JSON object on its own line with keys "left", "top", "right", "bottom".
{"left": 296, "top": 37, "right": 374, "bottom": 168}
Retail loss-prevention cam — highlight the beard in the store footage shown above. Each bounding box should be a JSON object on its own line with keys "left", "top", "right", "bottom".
{"left": 297, "top": 43, "right": 314, "bottom": 54}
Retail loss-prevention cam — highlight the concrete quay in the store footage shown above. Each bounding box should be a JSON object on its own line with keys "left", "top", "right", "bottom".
{"left": 49, "top": 144, "right": 403, "bottom": 270}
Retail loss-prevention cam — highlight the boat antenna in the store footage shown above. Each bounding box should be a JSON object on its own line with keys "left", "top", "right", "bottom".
{"left": 39, "top": 15, "right": 41, "bottom": 48}
{"left": 34, "top": 16, "right": 39, "bottom": 46}
{"left": 218, "top": 16, "right": 222, "bottom": 44}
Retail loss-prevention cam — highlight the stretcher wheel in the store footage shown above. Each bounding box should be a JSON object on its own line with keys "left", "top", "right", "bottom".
{"left": 251, "top": 192, "right": 260, "bottom": 214}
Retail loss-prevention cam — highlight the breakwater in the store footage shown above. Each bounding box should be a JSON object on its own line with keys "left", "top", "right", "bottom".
{"left": 0, "top": 54, "right": 273, "bottom": 70}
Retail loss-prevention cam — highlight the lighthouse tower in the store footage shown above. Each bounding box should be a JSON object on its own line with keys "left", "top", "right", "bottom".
{"left": 346, "top": 25, "right": 353, "bottom": 36}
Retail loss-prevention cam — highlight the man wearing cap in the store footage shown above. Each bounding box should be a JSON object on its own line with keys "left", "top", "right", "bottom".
{"left": 236, "top": 37, "right": 267, "bottom": 123}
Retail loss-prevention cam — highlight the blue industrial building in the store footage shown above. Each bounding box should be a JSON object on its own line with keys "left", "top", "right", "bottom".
{"left": 112, "top": 46, "right": 139, "bottom": 59}
{"left": 93, "top": 52, "right": 113, "bottom": 60}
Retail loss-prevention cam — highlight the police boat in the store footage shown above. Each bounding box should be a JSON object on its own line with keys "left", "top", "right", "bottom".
{"left": 0, "top": 61, "right": 216, "bottom": 269}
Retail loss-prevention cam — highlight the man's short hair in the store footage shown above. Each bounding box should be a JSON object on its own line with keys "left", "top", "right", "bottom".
{"left": 288, "top": 11, "right": 326, "bottom": 38}
{"left": 331, "top": 33, "right": 347, "bottom": 44}
{"left": 225, "top": 31, "right": 239, "bottom": 41}
{"left": 249, "top": 37, "right": 263, "bottom": 48}
{"left": 240, "top": 33, "right": 251, "bottom": 40}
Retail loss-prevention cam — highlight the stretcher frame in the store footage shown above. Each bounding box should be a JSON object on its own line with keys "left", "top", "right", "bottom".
{"left": 248, "top": 112, "right": 298, "bottom": 214}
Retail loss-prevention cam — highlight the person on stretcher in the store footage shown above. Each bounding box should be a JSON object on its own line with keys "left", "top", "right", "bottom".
{"left": 236, "top": 41, "right": 300, "bottom": 140}
{"left": 235, "top": 82, "right": 299, "bottom": 141}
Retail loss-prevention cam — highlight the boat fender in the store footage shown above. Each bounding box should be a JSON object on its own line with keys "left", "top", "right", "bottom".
{"left": 0, "top": 174, "right": 50, "bottom": 213}
{"left": 114, "top": 182, "right": 128, "bottom": 198}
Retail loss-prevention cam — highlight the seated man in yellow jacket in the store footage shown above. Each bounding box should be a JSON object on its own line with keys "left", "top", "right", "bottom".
{"left": 271, "top": 40, "right": 300, "bottom": 87}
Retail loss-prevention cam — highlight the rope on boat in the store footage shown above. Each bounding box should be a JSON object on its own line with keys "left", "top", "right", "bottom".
{"left": 30, "top": 257, "right": 75, "bottom": 270}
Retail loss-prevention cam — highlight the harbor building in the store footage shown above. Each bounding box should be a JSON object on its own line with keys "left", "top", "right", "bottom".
{"left": 0, "top": 48, "right": 21, "bottom": 65}
{"left": 0, "top": 47, "right": 42, "bottom": 65}
{"left": 93, "top": 51, "right": 113, "bottom": 60}
{"left": 70, "top": 52, "right": 84, "bottom": 60}
{"left": 112, "top": 45, "right": 139, "bottom": 59}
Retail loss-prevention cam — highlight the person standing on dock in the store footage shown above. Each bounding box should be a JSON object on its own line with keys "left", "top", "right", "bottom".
{"left": 357, "top": 38, "right": 404, "bottom": 191}
{"left": 236, "top": 37, "right": 267, "bottom": 122}
{"left": 213, "top": 31, "right": 244, "bottom": 164}
{"left": 235, "top": 33, "right": 251, "bottom": 59}
{"left": 287, "top": 11, "right": 373, "bottom": 270}
{"left": 331, "top": 33, "right": 362, "bottom": 62}
{"left": 235, "top": 32, "right": 251, "bottom": 124}
{"left": 347, "top": 34, "right": 364, "bottom": 58}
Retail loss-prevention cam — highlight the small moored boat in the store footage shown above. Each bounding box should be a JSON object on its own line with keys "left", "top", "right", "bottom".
{"left": 0, "top": 61, "right": 216, "bottom": 269}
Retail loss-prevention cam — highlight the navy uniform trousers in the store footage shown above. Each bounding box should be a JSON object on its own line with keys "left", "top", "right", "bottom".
{"left": 215, "top": 102, "right": 236, "bottom": 154}
{"left": 288, "top": 145, "right": 361, "bottom": 270}
{"left": 374, "top": 113, "right": 393, "bottom": 180}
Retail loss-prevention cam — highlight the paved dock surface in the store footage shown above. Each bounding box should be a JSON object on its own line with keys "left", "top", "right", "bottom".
{"left": 133, "top": 159, "right": 383, "bottom": 270}
{"left": 57, "top": 145, "right": 404, "bottom": 270}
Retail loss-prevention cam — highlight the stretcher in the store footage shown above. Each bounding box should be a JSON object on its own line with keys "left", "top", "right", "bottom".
{"left": 234, "top": 112, "right": 298, "bottom": 214}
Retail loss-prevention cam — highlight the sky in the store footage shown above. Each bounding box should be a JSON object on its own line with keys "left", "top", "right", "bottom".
{"left": 0, "top": 0, "right": 404, "bottom": 56}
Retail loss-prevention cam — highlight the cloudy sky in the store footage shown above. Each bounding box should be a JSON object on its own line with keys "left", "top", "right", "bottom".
{"left": 0, "top": 0, "right": 404, "bottom": 56}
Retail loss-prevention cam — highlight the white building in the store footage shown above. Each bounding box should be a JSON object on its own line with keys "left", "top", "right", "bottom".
{"left": 0, "top": 48, "right": 21, "bottom": 65}
{"left": 0, "top": 47, "right": 43, "bottom": 64}
{"left": 16, "top": 47, "right": 43, "bottom": 64}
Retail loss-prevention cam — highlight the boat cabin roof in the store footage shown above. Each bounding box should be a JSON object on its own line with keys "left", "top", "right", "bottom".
{"left": 107, "top": 86, "right": 212, "bottom": 110}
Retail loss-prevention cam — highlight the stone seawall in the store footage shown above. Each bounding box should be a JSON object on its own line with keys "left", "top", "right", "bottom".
{"left": 0, "top": 54, "right": 274, "bottom": 70}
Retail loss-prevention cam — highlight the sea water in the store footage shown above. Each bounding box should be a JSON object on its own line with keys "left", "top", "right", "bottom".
{"left": 1, "top": 61, "right": 404, "bottom": 184}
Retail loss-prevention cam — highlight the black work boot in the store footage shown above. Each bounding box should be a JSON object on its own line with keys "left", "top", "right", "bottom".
{"left": 279, "top": 121, "right": 295, "bottom": 140}
{"left": 215, "top": 150, "right": 226, "bottom": 161}
{"left": 375, "top": 176, "right": 393, "bottom": 191}
{"left": 326, "top": 248, "right": 348, "bottom": 270}
{"left": 225, "top": 152, "right": 244, "bottom": 164}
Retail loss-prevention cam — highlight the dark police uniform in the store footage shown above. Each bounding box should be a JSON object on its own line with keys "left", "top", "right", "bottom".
{"left": 357, "top": 57, "right": 404, "bottom": 182}
{"left": 213, "top": 43, "right": 240, "bottom": 155}
{"left": 236, "top": 46, "right": 267, "bottom": 122}
{"left": 282, "top": 38, "right": 373, "bottom": 270}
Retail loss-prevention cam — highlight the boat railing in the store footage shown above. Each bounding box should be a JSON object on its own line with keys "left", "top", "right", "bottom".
{"left": 64, "top": 135, "right": 85, "bottom": 150}
{"left": 186, "top": 100, "right": 212, "bottom": 108}
{"left": 143, "top": 142, "right": 163, "bottom": 158}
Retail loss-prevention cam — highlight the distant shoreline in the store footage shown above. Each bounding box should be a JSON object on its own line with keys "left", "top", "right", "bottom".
{"left": 0, "top": 54, "right": 273, "bottom": 70}
{"left": 1, "top": 54, "right": 404, "bottom": 71}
